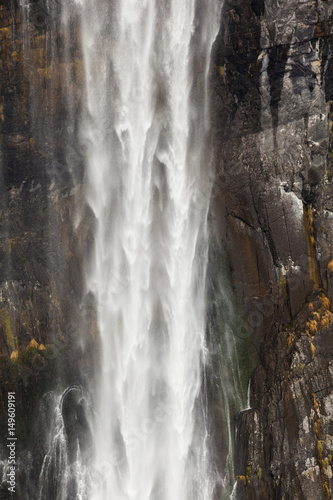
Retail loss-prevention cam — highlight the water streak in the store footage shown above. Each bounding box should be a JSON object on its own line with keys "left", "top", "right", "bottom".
{"left": 72, "top": 0, "right": 221, "bottom": 498}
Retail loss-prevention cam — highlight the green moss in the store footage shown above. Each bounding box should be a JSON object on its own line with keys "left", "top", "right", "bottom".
{"left": 257, "top": 467, "right": 262, "bottom": 480}
{"left": 279, "top": 271, "right": 288, "bottom": 301}
{"left": 17, "top": 347, "right": 40, "bottom": 366}
{"left": 1, "top": 309, "right": 17, "bottom": 350}
{"left": 317, "top": 440, "right": 324, "bottom": 460}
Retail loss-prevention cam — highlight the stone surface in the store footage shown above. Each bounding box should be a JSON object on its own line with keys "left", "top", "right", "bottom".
{"left": 0, "top": 3, "right": 97, "bottom": 496}
{"left": 211, "top": 0, "right": 333, "bottom": 498}
{"left": 1, "top": 0, "right": 333, "bottom": 499}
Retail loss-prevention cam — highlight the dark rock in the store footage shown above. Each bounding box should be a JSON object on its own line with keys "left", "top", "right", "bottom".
{"left": 211, "top": 0, "right": 333, "bottom": 498}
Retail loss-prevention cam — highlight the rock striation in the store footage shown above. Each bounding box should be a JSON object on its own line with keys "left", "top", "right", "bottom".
{"left": 211, "top": 0, "right": 333, "bottom": 498}
{"left": 1, "top": 0, "right": 333, "bottom": 499}
{"left": 0, "top": 3, "right": 96, "bottom": 495}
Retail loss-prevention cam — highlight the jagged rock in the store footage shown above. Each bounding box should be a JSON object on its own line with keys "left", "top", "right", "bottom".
{"left": 1, "top": 0, "right": 333, "bottom": 498}
{"left": 0, "top": 4, "right": 98, "bottom": 478}
{"left": 211, "top": 0, "right": 333, "bottom": 498}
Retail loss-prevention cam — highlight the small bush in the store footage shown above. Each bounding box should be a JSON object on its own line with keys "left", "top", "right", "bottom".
{"left": 237, "top": 475, "right": 247, "bottom": 486}
{"left": 321, "top": 296, "right": 330, "bottom": 310}
{"left": 310, "top": 341, "right": 316, "bottom": 359}
{"left": 317, "top": 440, "right": 324, "bottom": 460}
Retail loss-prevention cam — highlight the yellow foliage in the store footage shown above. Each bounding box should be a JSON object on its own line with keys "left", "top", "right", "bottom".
{"left": 10, "top": 350, "right": 18, "bottom": 361}
{"left": 37, "top": 66, "right": 51, "bottom": 79}
{"left": 1, "top": 310, "right": 17, "bottom": 351}
{"left": 309, "top": 320, "right": 318, "bottom": 334}
{"left": 314, "top": 420, "right": 320, "bottom": 438}
{"left": 317, "top": 440, "right": 324, "bottom": 459}
{"left": 321, "top": 296, "right": 330, "bottom": 310}
{"left": 313, "top": 395, "right": 319, "bottom": 413}
{"left": 306, "top": 329, "right": 311, "bottom": 338}
{"left": 27, "top": 338, "right": 39, "bottom": 349}
{"left": 310, "top": 341, "right": 316, "bottom": 359}
{"left": 321, "top": 316, "right": 330, "bottom": 327}
{"left": 323, "top": 481, "right": 330, "bottom": 498}
{"left": 306, "top": 319, "right": 318, "bottom": 334}
{"left": 309, "top": 302, "right": 314, "bottom": 311}
{"left": 0, "top": 27, "right": 11, "bottom": 36}
{"left": 328, "top": 260, "right": 333, "bottom": 272}
{"left": 237, "top": 475, "right": 247, "bottom": 486}
{"left": 11, "top": 51, "right": 20, "bottom": 62}
{"left": 38, "top": 344, "right": 46, "bottom": 351}
{"left": 287, "top": 333, "right": 296, "bottom": 346}
{"left": 318, "top": 310, "right": 333, "bottom": 328}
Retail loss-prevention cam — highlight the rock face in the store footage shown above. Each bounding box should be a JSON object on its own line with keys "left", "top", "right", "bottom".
{"left": 2, "top": 0, "right": 333, "bottom": 499}
{"left": 0, "top": 3, "right": 96, "bottom": 495}
{"left": 211, "top": 0, "right": 333, "bottom": 498}
{"left": 0, "top": 1, "right": 91, "bottom": 355}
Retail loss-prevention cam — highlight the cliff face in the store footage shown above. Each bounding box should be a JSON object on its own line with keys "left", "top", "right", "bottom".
{"left": 2, "top": 0, "right": 333, "bottom": 499}
{"left": 0, "top": 1, "right": 89, "bottom": 351}
{"left": 0, "top": 3, "right": 95, "bottom": 495}
{"left": 211, "top": 0, "right": 333, "bottom": 498}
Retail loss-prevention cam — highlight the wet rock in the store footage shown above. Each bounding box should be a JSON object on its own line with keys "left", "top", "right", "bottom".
{"left": 211, "top": 0, "right": 333, "bottom": 498}
{"left": 212, "top": 0, "right": 333, "bottom": 345}
{"left": 76, "top": 398, "right": 93, "bottom": 459}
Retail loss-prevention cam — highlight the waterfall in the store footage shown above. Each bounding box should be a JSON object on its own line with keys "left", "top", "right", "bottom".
{"left": 68, "top": 0, "right": 222, "bottom": 498}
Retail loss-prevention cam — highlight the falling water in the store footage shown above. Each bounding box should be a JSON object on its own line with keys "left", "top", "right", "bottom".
{"left": 70, "top": 0, "right": 222, "bottom": 498}
{"left": 0, "top": 0, "right": 258, "bottom": 497}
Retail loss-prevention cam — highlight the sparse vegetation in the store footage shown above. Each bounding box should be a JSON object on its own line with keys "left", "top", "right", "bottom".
{"left": 287, "top": 332, "right": 296, "bottom": 346}
{"left": 306, "top": 319, "right": 318, "bottom": 334}
{"left": 1, "top": 309, "right": 17, "bottom": 351}
{"left": 323, "top": 481, "right": 330, "bottom": 499}
{"left": 320, "top": 295, "right": 330, "bottom": 310}
{"left": 257, "top": 467, "right": 262, "bottom": 480}
{"left": 237, "top": 475, "right": 247, "bottom": 486}
{"left": 314, "top": 420, "right": 320, "bottom": 438}
{"left": 279, "top": 271, "right": 288, "bottom": 300}
{"left": 312, "top": 394, "right": 320, "bottom": 414}
{"left": 317, "top": 440, "right": 324, "bottom": 461}
{"left": 310, "top": 341, "right": 316, "bottom": 359}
